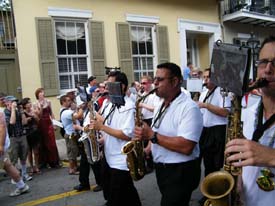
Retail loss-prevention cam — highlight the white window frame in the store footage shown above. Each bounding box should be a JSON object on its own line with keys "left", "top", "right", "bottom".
{"left": 48, "top": 7, "right": 93, "bottom": 93}
{"left": 126, "top": 14, "right": 160, "bottom": 80}
{"left": 53, "top": 19, "right": 91, "bottom": 93}
{"left": 178, "top": 18, "right": 222, "bottom": 70}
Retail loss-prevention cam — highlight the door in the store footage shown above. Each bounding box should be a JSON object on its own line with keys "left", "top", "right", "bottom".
{"left": 0, "top": 60, "right": 22, "bottom": 99}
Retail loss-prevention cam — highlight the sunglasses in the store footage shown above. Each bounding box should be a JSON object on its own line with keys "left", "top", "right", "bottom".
{"left": 153, "top": 76, "right": 173, "bottom": 82}
{"left": 141, "top": 82, "right": 149, "bottom": 85}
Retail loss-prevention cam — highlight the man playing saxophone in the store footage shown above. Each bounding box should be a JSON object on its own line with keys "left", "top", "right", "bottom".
{"left": 225, "top": 36, "right": 275, "bottom": 206}
{"left": 89, "top": 71, "right": 141, "bottom": 206}
{"left": 135, "top": 62, "right": 203, "bottom": 206}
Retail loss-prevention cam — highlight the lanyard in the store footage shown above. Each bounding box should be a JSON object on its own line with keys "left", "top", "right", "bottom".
{"left": 252, "top": 101, "right": 275, "bottom": 142}
{"left": 203, "top": 86, "right": 217, "bottom": 103}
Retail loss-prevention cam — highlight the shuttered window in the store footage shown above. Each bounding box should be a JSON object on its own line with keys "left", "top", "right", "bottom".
{"left": 116, "top": 23, "right": 134, "bottom": 83}
{"left": 156, "top": 25, "right": 170, "bottom": 64}
{"left": 89, "top": 21, "right": 106, "bottom": 83}
{"left": 55, "top": 20, "right": 88, "bottom": 91}
{"left": 36, "top": 18, "right": 59, "bottom": 96}
{"left": 131, "top": 24, "right": 155, "bottom": 81}
{"left": 37, "top": 18, "right": 105, "bottom": 94}
{"left": 117, "top": 23, "right": 169, "bottom": 82}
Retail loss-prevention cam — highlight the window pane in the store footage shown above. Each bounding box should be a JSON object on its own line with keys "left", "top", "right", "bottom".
{"left": 141, "top": 57, "right": 146, "bottom": 70}
{"left": 58, "top": 58, "right": 70, "bottom": 73}
{"left": 67, "top": 40, "right": 77, "bottom": 54}
{"left": 138, "top": 42, "right": 146, "bottom": 54}
{"left": 77, "top": 39, "right": 86, "bottom": 54}
{"left": 56, "top": 39, "right": 66, "bottom": 55}
{"left": 78, "top": 58, "right": 88, "bottom": 72}
{"left": 76, "top": 23, "right": 85, "bottom": 38}
{"left": 74, "top": 74, "right": 88, "bottom": 87}
{"left": 60, "top": 75, "right": 72, "bottom": 90}
{"left": 73, "top": 58, "right": 78, "bottom": 72}
{"left": 147, "top": 58, "right": 153, "bottom": 70}
{"left": 132, "top": 41, "right": 138, "bottom": 54}
{"left": 146, "top": 41, "right": 153, "bottom": 54}
{"left": 133, "top": 57, "right": 139, "bottom": 71}
{"left": 134, "top": 72, "right": 140, "bottom": 82}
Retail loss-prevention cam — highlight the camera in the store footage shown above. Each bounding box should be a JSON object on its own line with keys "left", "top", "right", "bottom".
{"left": 105, "top": 66, "right": 121, "bottom": 75}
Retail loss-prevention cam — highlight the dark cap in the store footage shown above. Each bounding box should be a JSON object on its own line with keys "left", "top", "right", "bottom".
{"left": 5, "top": 95, "right": 18, "bottom": 102}
{"left": 87, "top": 76, "right": 96, "bottom": 83}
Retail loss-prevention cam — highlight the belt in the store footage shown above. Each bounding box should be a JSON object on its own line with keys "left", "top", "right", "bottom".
{"left": 155, "top": 158, "right": 198, "bottom": 168}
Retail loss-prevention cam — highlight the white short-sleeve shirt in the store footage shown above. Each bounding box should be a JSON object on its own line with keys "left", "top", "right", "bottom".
{"left": 152, "top": 92, "right": 203, "bottom": 163}
{"left": 141, "top": 93, "right": 161, "bottom": 120}
{"left": 199, "top": 87, "right": 231, "bottom": 127}
{"left": 101, "top": 97, "right": 135, "bottom": 171}
{"left": 241, "top": 101, "right": 275, "bottom": 206}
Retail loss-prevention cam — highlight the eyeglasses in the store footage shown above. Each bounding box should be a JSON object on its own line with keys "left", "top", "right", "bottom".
{"left": 153, "top": 76, "right": 173, "bottom": 82}
{"left": 255, "top": 59, "right": 275, "bottom": 69}
{"left": 140, "top": 82, "right": 149, "bottom": 85}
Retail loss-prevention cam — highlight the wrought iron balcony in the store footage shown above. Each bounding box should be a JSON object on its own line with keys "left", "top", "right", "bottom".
{"left": 0, "top": 1, "right": 16, "bottom": 50}
{"left": 222, "top": 0, "right": 275, "bottom": 27}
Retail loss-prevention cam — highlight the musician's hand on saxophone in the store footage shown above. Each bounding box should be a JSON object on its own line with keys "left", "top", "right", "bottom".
{"left": 134, "top": 122, "right": 153, "bottom": 141}
{"left": 90, "top": 119, "right": 103, "bottom": 131}
{"left": 225, "top": 138, "right": 275, "bottom": 167}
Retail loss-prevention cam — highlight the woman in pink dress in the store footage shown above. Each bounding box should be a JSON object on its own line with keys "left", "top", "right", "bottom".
{"left": 35, "top": 88, "right": 60, "bottom": 168}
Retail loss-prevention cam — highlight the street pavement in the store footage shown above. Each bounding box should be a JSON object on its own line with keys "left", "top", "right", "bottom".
{"left": 0, "top": 139, "right": 203, "bottom": 206}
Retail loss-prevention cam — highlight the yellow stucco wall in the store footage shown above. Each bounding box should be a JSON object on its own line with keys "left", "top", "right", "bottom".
{"left": 12, "top": 0, "right": 219, "bottom": 115}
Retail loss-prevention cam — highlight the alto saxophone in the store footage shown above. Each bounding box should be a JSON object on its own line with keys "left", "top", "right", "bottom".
{"left": 200, "top": 94, "right": 243, "bottom": 206}
{"left": 80, "top": 97, "right": 101, "bottom": 164}
{"left": 121, "top": 88, "right": 157, "bottom": 181}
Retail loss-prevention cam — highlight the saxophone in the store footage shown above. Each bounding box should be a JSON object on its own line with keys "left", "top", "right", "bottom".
{"left": 200, "top": 94, "right": 243, "bottom": 206}
{"left": 121, "top": 88, "right": 157, "bottom": 181}
{"left": 200, "top": 78, "right": 272, "bottom": 206}
{"left": 79, "top": 97, "right": 101, "bottom": 164}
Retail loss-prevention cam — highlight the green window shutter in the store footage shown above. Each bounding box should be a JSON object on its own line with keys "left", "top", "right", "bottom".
{"left": 89, "top": 21, "right": 106, "bottom": 83}
{"left": 156, "top": 25, "right": 170, "bottom": 64}
{"left": 116, "top": 22, "right": 134, "bottom": 83}
{"left": 36, "top": 17, "right": 59, "bottom": 96}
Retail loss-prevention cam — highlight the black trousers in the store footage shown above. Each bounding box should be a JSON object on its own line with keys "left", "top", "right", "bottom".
{"left": 155, "top": 159, "right": 201, "bottom": 206}
{"left": 101, "top": 157, "right": 141, "bottom": 206}
{"left": 79, "top": 147, "right": 102, "bottom": 187}
{"left": 143, "top": 118, "right": 154, "bottom": 171}
{"left": 199, "top": 125, "right": 227, "bottom": 177}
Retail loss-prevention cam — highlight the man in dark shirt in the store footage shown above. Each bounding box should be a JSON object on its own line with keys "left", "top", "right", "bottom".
{"left": 4, "top": 96, "right": 32, "bottom": 182}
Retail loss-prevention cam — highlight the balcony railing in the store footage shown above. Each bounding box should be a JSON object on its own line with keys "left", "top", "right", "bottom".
{"left": 224, "top": 0, "right": 275, "bottom": 16}
{"left": 0, "top": 3, "right": 16, "bottom": 50}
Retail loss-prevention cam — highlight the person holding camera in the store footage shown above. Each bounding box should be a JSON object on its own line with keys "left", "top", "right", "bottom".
{"left": 0, "top": 110, "right": 30, "bottom": 197}
{"left": 4, "top": 95, "right": 32, "bottom": 182}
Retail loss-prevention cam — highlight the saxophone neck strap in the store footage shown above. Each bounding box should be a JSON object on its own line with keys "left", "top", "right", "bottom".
{"left": 252, "top": 101, "right": 275, "bottom": 142}
{"left": 203, "top": 86, "right": 217, "bottom": 103}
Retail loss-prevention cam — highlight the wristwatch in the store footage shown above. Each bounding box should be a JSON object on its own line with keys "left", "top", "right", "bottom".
{"left": 150, "top": 132, "right": 158, "bottom": 144}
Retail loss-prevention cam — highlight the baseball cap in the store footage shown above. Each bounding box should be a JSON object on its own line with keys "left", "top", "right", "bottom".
{"left": 88, "top": 76, "right": 96, "bottom": 83}
{"left": 5, "top": 95, "right": 18, "bottom": 102}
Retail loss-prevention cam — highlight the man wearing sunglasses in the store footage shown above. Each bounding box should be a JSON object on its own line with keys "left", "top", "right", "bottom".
{"left": 225, "top": 36, "right": 275, "bottom": 206}
{"left": 139, "top": 75, "right": 160, "bottom": 173}
{"left": 135, "top": 62, "right": 203, "bottom": 206}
